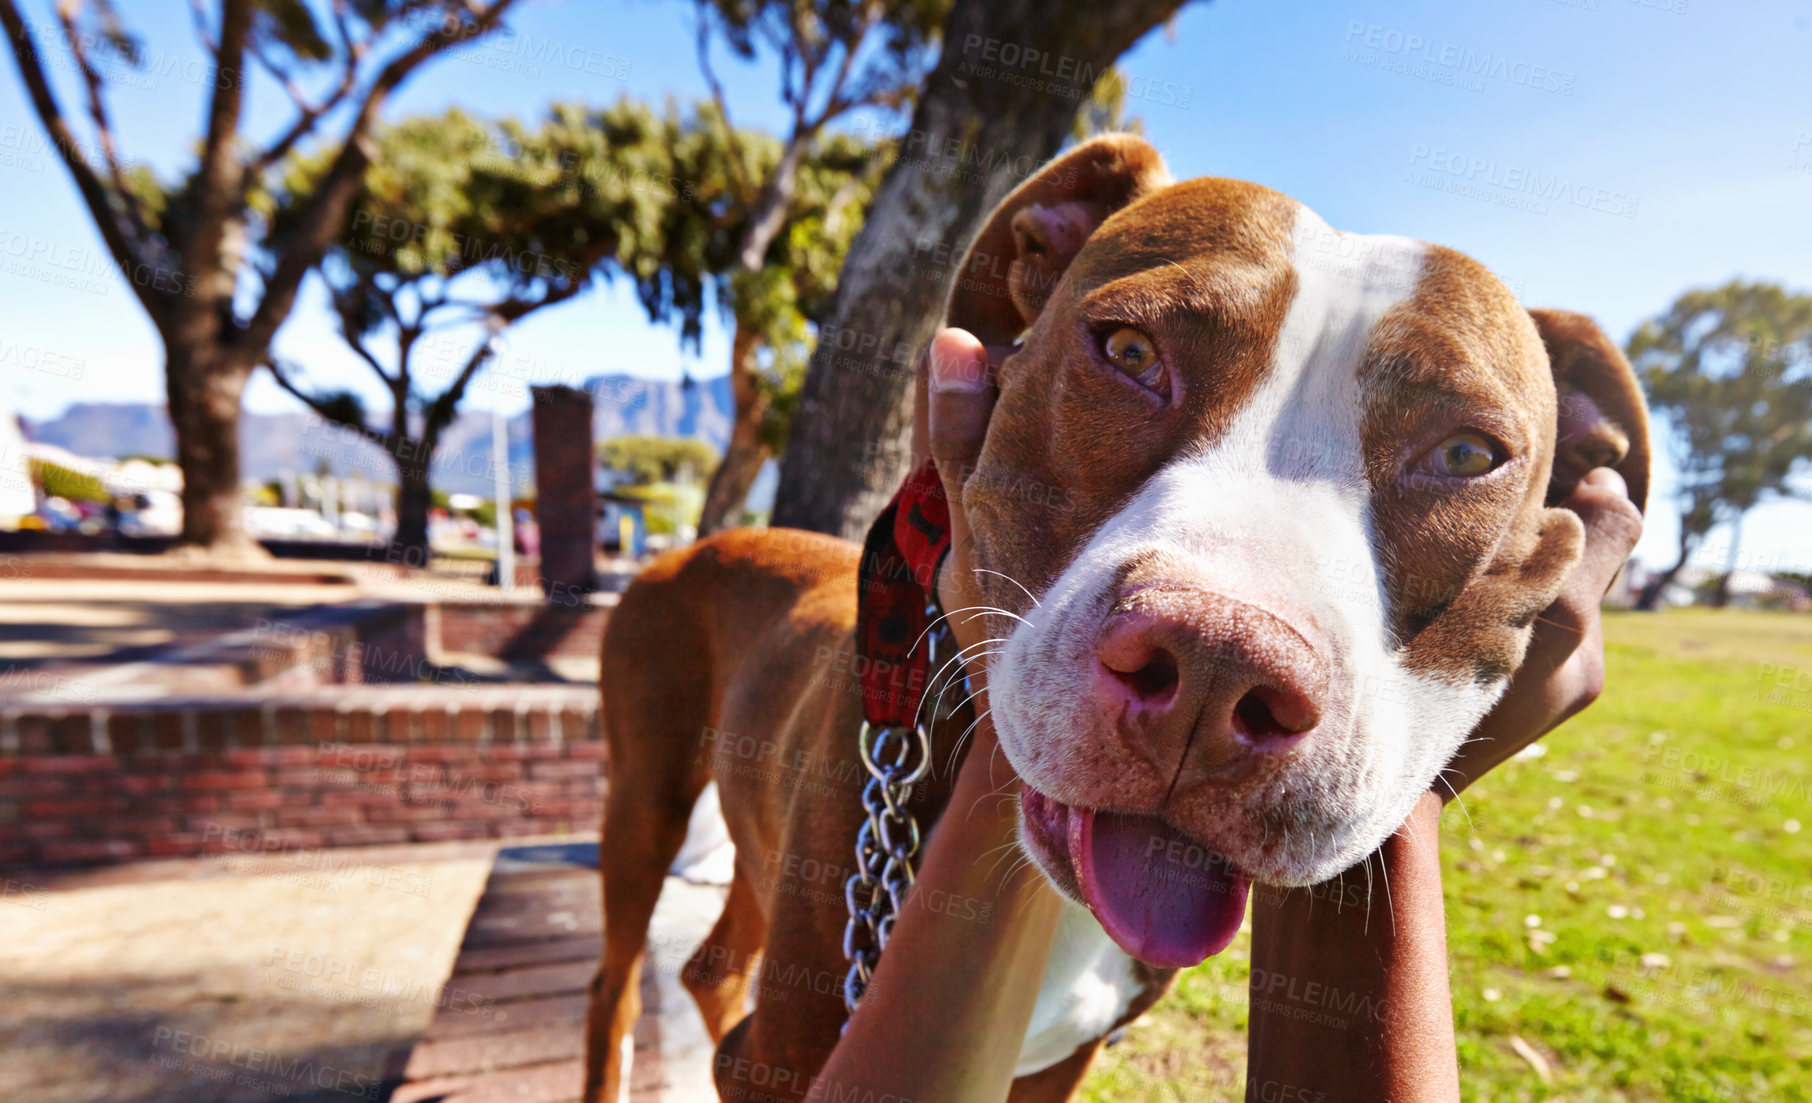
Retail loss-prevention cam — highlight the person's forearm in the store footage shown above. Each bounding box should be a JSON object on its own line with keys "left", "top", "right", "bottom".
{"left": 1246, "top": 792, "right": 1457, "bottom": 1102}
{"left": 813, "top": 734, "right": 1062, "bottom": 1102}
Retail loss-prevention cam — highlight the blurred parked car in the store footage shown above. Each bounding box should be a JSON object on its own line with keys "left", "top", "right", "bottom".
{"left": 116, "top": 490, "right": 182, "bottom": 537}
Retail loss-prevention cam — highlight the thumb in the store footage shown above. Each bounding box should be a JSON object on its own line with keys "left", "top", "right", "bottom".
{"left": 925, "top": 328, "right": 997, "bottom": 617}
{"left": 928, "top": 328, "right": 995, "bottom": 481}
{"left": 1557, "top": 467, "right": 1643, "bottom": 604}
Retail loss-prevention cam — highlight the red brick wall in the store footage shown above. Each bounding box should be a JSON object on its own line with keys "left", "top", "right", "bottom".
{"left": 0, "top": 687, "right": 605, "bottom": 867}
{"left": 432, "top": 600, "right": 611, "bottom": 661}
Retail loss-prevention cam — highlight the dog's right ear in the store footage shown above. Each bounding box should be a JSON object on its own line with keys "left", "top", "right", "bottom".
{"left": 1528, "top": 308, "right": 1651, "bottom": 515}
{"left": 947, "top": 134, "right": 1171, "bottom": 347}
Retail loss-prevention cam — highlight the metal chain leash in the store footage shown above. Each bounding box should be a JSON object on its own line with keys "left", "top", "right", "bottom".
{"left": 840, "top": 610, "right": 955, "bottom": 1024}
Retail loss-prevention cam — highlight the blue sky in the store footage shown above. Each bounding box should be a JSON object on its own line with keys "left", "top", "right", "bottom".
{"left": 3, "top": 0, "right": 1810, "bottom": 572}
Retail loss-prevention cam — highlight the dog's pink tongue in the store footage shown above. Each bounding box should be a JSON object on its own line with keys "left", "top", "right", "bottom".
{"left": 1069, "top": 808, "right": 1249, "bottom": 968}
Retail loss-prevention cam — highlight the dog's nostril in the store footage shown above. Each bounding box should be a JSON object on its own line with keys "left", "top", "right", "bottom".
{"left": 1233, "top": 690, "right": 1286, "bottom": 741}
{"left": 1107, "top": 648, "right": 1180, "bottom": 703}
{"left": 1232, "top": 687, "right": 1316, "bottom": 742}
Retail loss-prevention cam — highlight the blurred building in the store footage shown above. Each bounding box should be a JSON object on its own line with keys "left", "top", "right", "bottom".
{"left": 0, "top": 408, "right": 33, "bottom": 527}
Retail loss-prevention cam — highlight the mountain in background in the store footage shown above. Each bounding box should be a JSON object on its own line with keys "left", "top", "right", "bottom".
{"left": 24, "top": 403, "right": 176, "bottom": 461}
{"left": 23, "top": 374, "right": 735, "bottom": 497}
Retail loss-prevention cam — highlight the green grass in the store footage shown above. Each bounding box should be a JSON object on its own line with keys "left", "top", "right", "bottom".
{"left": 1082, "top": 609, "right": 1812, "bottom": 1102}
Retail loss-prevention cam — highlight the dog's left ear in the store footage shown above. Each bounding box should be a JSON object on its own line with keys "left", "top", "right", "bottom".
{"left": 1530, "top": 308, "right": 1651, "bottom": 515}
{"left": 947, "top": 134, "right": 1172, "bottom": 346}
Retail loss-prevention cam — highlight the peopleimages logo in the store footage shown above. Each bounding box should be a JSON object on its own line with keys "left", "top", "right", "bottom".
{"left": 1343, "top": 22, "right": 1576, "bottom": 96}
{"left": 956, "top": 35, "right": 1192, "bottom": 108}
{"left": 1407, "top": 145, "right": 1640, "bottom": 219}
{"left": 0, "top": 338, "right": 85, "bottom": 379}
{"left": 1792, "top": 130, "right": 1812, "bottom": 174}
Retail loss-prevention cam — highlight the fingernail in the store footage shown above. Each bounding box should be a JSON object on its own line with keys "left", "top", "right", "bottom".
{"left": 1579, "top": 467, "right": 1628, "bottom": 495}
{"left": 930, "top": 337, "right": 988, "bottom": 394}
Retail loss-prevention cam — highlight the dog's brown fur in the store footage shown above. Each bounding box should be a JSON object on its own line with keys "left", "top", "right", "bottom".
{"left": 582, "top": 136, "right": 1649, "bottom": 1102}
{"left": 579, "top": 525, "right": 1135, "bottom": 1103}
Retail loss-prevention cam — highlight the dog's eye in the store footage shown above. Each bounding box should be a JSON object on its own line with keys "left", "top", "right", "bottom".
{"left": 1101, "top": 327, "right": 1166, "bottom": 392}
{"left": 1421, "top": 431, "right": 1501, "bottom": 478}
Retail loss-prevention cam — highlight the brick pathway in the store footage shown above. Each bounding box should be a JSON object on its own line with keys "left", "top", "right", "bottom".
{"left": 390, "top": 841, "right": 728, "bottom": 1103}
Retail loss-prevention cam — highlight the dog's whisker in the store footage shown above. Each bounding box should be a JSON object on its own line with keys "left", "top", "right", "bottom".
{"left": 958, "top": 705, "right": 995, "bottom": 752}
{"left": 978, "top": 771, "right": 1017, "bottom": 803}
{"left": 988, "top": 737, "right": 1009, "bottom": 786}
{"left": 920, "top": 633, "right": 1007, "bottom": 702}
{"left": 1436, "top": 774, "right": 1475, "bottom": 833}
{"left": 908, "top": 604, "right": 993, "bottom": 646}
{"left": 920, "top": 643, "right": 1001, "bottom": 734}
{"left": 952, "top": 710, "right": 998, "bottom": 816}
{"left": 949, "top": 682, "right": 990, "bottom": 717}
{"left": 940, "top": 635, "right": 1007, "bottom": 673}
{"left": 971, "top": 568, "right": 1042, "bottom": 609}
{"left": 1376, "top": 836, "right": 1397, "bottom": 931}
{"left": 949, "top": 633, "right": 1009, "bottom": 657}
{"left": 979, "top": 838, "right": 1024, "bottom": 880}
{"left": 940, "top": 679, "right": 995, "bottom": 775}
{"left": 959, "top": 607, "right": 1029, "bottom": 628}
{"left": 994, "top": 846, "right": 1033, "bottom": 885}
{"left": 907, "top": 603, "right": 1016, "bottom": 658}
{"left": 1010, "top": 864, "right": 1050, "bottom": 911}
{"left": 913, "top": 638, "right": 1005, "bottom": 731}
{"left": 943, "top": 714, "right": 984, "bottom": 777}
{"left": 949, "top": 702, "right": 1007, "bottom": 778}
{"left": 1391, "top": 815, "right": 1443, "bottom": 869}
{"left": 945, "top": 739, "right": 968, "bottom": 778}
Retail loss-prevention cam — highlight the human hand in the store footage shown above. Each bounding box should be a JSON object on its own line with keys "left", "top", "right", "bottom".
{"left": 824, "top": 324, "right": 1067, "bottom": 1095}
{"left": 911, "top": 328, "right": 1004, "bottom": 651}
{"left": 1437, "top": 467, "right": 1644, "bottom": 799}
{"left": 908, "top": 329, "right": 1013, "bottom": 765}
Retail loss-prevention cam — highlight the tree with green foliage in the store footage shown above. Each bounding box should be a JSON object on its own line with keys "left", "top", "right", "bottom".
{"left": 598, "top": 436, "right": 719, "bottom": 487}
{"left": 1073, "top": 67, "right": 1149, "bottom": 141}
{"left": 770, "top": 0, "right": 1191, "bottom": 540}
{"left": 1626, "top": 281, "right": 1812, "bottom": 608}
{"left": 686, "top": 0, "right": 942, "bottom": 535}
{"left": 0, "top": 0, "right": 519, "bottom": 556}
{"left": 31, "top": 459, "right": 109, "bottom": 504}
{"left": 692, "top": 121, "right": 887, "bottom": 532}
{"left": 261, "top": 102, "right": 709, "bottom": 562}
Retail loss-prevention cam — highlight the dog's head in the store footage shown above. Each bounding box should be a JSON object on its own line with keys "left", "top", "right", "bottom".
{"left": 945, "top": 136, "right": 1648, "bottom": 966}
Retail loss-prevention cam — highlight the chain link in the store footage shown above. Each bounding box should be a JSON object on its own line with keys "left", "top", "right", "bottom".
{"left": 841, "top": 610, "right": 955, "bottom": 1024}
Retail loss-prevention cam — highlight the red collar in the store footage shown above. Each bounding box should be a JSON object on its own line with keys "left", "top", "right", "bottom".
{"left": 855, "top": 459, "right": 952, "bottom": 728}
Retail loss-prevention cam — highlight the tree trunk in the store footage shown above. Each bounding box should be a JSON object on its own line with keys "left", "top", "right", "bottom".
{"left": 392, "top": 445, "right": 434, "bottom": 568}
{"left": 698, "top": 433, "right": 773, "bottom": 535}
{"left": 1636, "top": 531, "right": 1696, "bottom": 610}
{"left": 165, "top": 343, "right": 262, "bottom": 557}
{"left": 698, "top": 325, "right": 772, "bottom": 535}
{"left": 1636, "top": 560, "right": 1686, "bottom": 611}
{"left": 769, "top": 0, "right": 1188, "bottom": 540}
{"left": 1711, "top": 511, "right": 1743, "bottom": 608}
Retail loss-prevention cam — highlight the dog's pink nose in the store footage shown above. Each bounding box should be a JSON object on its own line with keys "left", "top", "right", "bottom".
{"left": 1092, "top": 588, "right": 1327, "bottom": 780}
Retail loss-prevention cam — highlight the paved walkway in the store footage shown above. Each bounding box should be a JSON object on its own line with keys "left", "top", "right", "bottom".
{"left": 390, "top": 841, "right": 730, "bottom": 1103}
{"left": 0, "top": 577, "right": 364, "bottom": 670}
{"left": 0, "top": 838, "right": 501, "bottom": 1103}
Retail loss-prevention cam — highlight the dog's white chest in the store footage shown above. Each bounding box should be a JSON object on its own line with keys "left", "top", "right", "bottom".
{"left": 1014, "top": 897, "right": 1145, "bottom": 1077}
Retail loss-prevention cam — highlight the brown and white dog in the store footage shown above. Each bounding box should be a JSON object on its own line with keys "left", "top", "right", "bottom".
{"left": 582, "top": 135, "right": 1649, "bottom": 1102}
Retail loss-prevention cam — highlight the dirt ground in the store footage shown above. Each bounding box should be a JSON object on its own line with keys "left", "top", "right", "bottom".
{"left": 0, "top": 842, "right": 498, "bottom": 1103}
